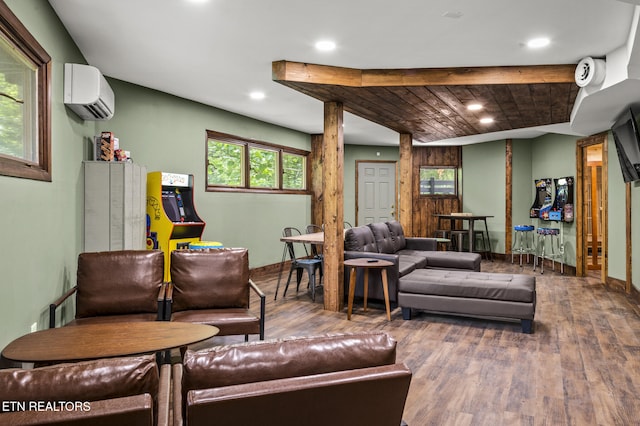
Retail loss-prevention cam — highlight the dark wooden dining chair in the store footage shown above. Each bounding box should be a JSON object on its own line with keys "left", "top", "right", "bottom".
{"left": 166, "top": 248, "right": 265, "bottom": 341}
{"left": 306, "top": 224, "right": 324, "bottom": 259}
{"left": 275, "top": 227, "right": 324, "bottom": 302}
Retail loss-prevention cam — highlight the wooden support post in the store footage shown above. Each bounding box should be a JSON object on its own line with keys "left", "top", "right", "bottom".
{"left": 310, "top": 134, "right": 324, "bottom": 227}
{"left": 322, "top": 102, "right": 344, "bottom": 311}
{"left": 399, "top": 133, "right": 413, "bottom": 236}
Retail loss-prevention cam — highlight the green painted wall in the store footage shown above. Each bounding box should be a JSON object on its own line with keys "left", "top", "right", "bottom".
{"left": 461, "top": 134, "right": 579, "bottom": 266}
{"left": 0, "top": 0, "right": 96, "bottom": 348}
{"left": 530, "top": 133, "right": 577, "bottom": 266}
{"left": 461, "top": 140, "right": 507, "bottom": 253}
{"left": 607, "top": 132, "right": 627, "bottom": 281}
{"left": 103, "top": 79, "right": 311, "bottom": 268}
{"left": 512, "top": 139, "right": 533, "bottom": 227}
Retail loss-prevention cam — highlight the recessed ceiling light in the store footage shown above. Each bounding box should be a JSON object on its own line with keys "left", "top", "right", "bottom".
{"left": 527, "top": 37, "right": 550, "bottom": 48}
{"left": 480, "top": 117, "right": 494, "bottom": 124}
{"left": 467, "top": 103, "right": 483, "bottom": 111}
{"left": 315, "top": 40, "right": 336, "bottom": 51}
{"left": 249, "top": 91, "right": 265, "bottom": 100}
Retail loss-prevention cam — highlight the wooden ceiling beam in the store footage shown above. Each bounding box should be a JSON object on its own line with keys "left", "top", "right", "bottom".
{"left": 273, "top": 60, "right": 577, "bottom": 87}
{"left": 272, "top": 61, "right": 362, "bottom": 87}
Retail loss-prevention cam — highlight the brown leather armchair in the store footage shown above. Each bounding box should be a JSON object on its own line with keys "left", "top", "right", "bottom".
{"left": 172, "top": 332, "right": 412, "bottom": 426}
{"left": 166, "top": 248, "right": 265, "bottom": 341}
{"left": 0, "top": 354, "right": 170, "bottom": 426}
{"left": 49, "top": 250, "right": 166, "bottom": 327}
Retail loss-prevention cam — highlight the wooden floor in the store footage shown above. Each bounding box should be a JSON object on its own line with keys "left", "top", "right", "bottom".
{"left": 192, "top": 259, "right": 640, "bottom": 426}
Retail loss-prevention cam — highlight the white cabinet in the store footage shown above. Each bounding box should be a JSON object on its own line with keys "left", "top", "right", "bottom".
{"left": 84, "top": 161, "right": 147, "bottom": 251}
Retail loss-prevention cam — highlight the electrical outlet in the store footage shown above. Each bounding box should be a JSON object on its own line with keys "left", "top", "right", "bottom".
{"left": 30, "top": 322, "right": 38, "bottom": 333}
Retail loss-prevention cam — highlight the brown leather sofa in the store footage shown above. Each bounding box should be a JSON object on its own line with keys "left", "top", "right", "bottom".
{"left": 49, "top": 250, "right": 166, "bottom": 327}
{"left": 0, "top": 354, "right": 170, "bottom": 425}
{"left": 344, "top": 221, "right": 481, "bottom": 304}
{"left": 173, "top": 331, "right": 412, "bottom": 426}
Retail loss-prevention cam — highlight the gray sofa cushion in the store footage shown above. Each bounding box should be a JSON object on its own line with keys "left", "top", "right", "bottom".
{"left": 399, "top": 269, "right": 535, "bottom": 303}
{"left": 423, "top": 251, "right": 481, "bottom": 271}
{"left": 345, "top": 226, "right": 378, "bottom": 252}
{"left": 368, "top": 222, "right": 395, "bottom": 254}
{"left": 386, "top": 221, "right": 406, "bottom": 251}
{"left": 397, "top": 256, "right": 424, "bottom": 276}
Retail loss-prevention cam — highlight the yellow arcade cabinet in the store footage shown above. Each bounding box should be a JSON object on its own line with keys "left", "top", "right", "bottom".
{"left": 147, "top": 171, "right": 205, "bottom": 280}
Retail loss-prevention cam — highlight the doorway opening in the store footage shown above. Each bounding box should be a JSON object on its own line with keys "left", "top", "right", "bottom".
{"left": 585, "top": 145, "right": 603, "bottom": 273}
{"left": 576, "top": 133, "right": 608, "bottom": 281}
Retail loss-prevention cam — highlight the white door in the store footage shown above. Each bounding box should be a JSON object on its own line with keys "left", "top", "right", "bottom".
{"left": 357, "top": 161, "right": 397, "bottom": 225}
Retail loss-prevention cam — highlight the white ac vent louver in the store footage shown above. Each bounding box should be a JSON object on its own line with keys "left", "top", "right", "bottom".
{"left": 64, "top": 63, "right": 115, "bottom": 120}
{"left": 575, "top": 57, "right": 606, "bottom": 88}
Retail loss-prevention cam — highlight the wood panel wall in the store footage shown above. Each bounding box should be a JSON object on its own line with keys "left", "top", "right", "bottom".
{"left": 411, "top": 145, "right": 462, "bottom": 238}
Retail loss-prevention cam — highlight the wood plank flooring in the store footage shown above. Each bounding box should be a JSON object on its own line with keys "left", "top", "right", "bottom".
{"left": 192, "top": 260, "right": 640, "bottom": 426}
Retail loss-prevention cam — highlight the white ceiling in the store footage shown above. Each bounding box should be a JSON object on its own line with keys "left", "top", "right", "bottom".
{"left": 48, "top": 0, "right": 637, "bottom": 146}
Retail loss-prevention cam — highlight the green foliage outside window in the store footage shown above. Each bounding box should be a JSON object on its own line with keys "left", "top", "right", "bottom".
{"left": 419, "top": 167, "right": 457, "bottom": 196}
{"left": 0, "top": 72, "right": 25, "bottom": 158}
{"left": 282, "top": 152, "right": 305, "bottom": 189}
{"left": 207, "top": 140, "right": 244, "bottom": 186}
{"left": 249, "top": 147, "right": 277, "bottom": 188}
{"left": 206, "top": 130, "right": 308, "bottom": 193}
{"left": 0, "top": 34, "right": 38, "bottom": 162}
{"left": 0, "top": 1, "right": 51, "bottom": 181}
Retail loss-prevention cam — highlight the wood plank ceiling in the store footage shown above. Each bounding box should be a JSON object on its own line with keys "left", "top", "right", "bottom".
{"left": 273, "top": 61, "right": 579, "bottom": 143}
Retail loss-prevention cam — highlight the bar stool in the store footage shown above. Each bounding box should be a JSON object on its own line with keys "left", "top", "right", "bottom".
{"left": 433, "top": 229, "right": 452, "bottom": 250}
{"left": 433, "top": 229, "right": 449, "bottom": 239}
{"left": 534, "top": 227, "right": 564, "bottom": 274}
{"left": 449, "top": 229, "right": 468, "bottom": 251}
{"left": 473, "top": 230, "right": 492, "bottom": 260}
{"left": 511, "top": 225, "right": 535, "bottom": 266}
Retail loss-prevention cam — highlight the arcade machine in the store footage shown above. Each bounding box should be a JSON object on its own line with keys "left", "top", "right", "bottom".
{"left": 529, "top": 178, "right": 553, "bottom": 220}
{"left": 532, "top": 177, "right": 574, "bottom": 274}
{"left": 550, "top": 176, "right": 574, "bottom": 222}
{"left": 147, "top": 171, "right": 205, "bottom": 280}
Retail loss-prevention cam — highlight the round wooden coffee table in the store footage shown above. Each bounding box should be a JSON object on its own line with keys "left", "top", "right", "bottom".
{"left": 344, "top": 258, "right": 394, "bottom": 321}
{"left": 1, "top": 321, "right": 219, "bottom": 363}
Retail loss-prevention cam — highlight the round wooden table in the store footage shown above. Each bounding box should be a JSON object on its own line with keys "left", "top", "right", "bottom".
{"left": 1, "top": 321, "right": 219, "bottom": 363}
{"left": 344, "top": 258, "right": 394, "bottom": 321}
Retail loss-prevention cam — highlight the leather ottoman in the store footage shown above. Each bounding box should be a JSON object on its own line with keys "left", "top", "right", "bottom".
{"left": 398, "top": 269, "right": 536, "bottom": 333}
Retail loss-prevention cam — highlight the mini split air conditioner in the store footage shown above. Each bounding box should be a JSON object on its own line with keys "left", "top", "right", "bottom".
{"left": 64, "top": 63, "right": 115, "bottom": 120}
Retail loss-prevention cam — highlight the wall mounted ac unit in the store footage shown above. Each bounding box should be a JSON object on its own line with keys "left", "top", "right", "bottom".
{"left": 64, "top": 63, "right": 115, "bottom": 120}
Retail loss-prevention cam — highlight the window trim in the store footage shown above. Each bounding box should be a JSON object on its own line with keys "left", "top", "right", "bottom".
{"left": 0, "top": 0, "right": 52, "bottom": 181}
{"left": 206, "top": 130, "right": 309, "bottom": 194}
{"left": 418, "top": 165, "right": 459, "bottom": 198}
